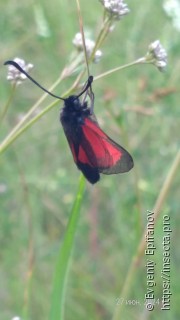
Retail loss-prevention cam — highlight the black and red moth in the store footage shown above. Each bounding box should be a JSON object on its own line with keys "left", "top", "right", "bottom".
{"left": 4, "top": 60, "right": 134, "bottom": 184}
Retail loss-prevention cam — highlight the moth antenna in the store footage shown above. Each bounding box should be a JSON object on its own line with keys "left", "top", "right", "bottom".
{"left": 76, "top": 75, "right": 93, "bottom": 99}
{"left": 4, "top": 60, "right": 65, "bottom": 101}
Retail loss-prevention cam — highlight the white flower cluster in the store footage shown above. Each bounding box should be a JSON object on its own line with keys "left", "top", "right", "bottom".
{"left": 72, "top": 33, "right": 102, "bottom": 63}
{"left": 99, "top": 0, "right": 130, "bottom": 20}
{"left": 147, "top": 40, "right": 168, "bottom": 71}
{"left": 6, "top": 57, "right": 33, "bottom": 85}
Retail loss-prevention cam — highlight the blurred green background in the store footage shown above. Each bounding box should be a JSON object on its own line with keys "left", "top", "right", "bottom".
{"left": 0, "top": 1, "right": 179, "bottom": 319}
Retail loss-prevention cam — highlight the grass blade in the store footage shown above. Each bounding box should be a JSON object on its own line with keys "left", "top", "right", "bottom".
{"left": 49, "top": 175, "right": 86, "bottom": 320}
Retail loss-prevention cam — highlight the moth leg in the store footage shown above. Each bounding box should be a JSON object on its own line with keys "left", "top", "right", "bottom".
{"left": 88, "top": 89, "right": 94, "bottom": 114}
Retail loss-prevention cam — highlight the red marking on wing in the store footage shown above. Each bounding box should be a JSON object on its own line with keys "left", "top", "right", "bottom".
{"left": 67, "top": 118, "right": 133, "bottom": 175}
{"left": 78, "top": 146, "right": 91, "bottom": 164}
{"left": 84, "top": 118, "right": 107, "bottom": 138}
{"left": 69, "top": 142, "right": 77, "bottom": 162}
{"left": 80, "top": 118, "right": 123, "bottom": 168}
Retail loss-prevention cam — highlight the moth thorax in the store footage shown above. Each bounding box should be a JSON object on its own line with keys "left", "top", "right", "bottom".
{"left": 64, "top": 96, "right": 81, "bottom": 111}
